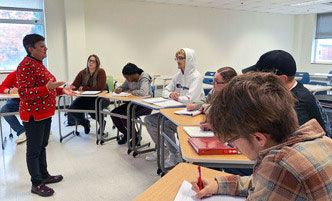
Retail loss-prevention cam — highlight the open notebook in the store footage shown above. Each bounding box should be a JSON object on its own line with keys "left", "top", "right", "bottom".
{"left": 79, "top": 91, "right": 101, "bottom": 95}
{"left": 112, "top": 92, "right": 130, "bottom": 97}
{"left": 183, "top": 127, "right": 214, "bottom": 138}
{"left": 174, "top": 180, "right": 245, "bottom": 201}
{"left": 174, "top": 109, "right": 202, "bottom": 117}
{"left": 142, "top": 97, "right": 185, "bottom": 108}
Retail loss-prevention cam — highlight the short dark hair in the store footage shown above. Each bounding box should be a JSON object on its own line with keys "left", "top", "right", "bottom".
{"left": 208, "top": 72, "right": 299, "bottom": 143}
{"left": 23, "top": 34, "right": 45, "bottom": 55}
{"left": 122, "top": 63, "right": 143, "bottom": 75}
{"left": 217, "top": 67, "right": 237, "bottom": 83}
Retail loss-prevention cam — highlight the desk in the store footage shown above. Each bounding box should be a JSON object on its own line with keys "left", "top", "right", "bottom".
{"left": 158, "top": 108, "right": 205, "bottom": 174}
{"left": 97, "top": 93, "right": 150, "bottom": 145}
{"left": 178, "top": 126, "right": 254, "bottom": 169}
{"left": 134, "top": 163, "right": 227, "bottom": 201}
{"left": 303, "top": 84, "right": 332, "bottom": 94}
{"left": 57, "top": 91, "right": 108, "bottom": 143}
{"left": 0, "top": 93, "right": 19, "bottom": 150}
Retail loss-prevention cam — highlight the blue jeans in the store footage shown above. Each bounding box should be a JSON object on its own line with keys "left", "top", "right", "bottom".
{"left": 0, "top": 98, "right": 25, "bottom": 136}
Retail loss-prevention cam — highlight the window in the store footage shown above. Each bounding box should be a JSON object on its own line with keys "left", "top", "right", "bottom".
{"left": 312, "top": 12, "right": 332, "bottom": 64}
{"left": 0, "top": 0, "right": 45, "bottom": 71}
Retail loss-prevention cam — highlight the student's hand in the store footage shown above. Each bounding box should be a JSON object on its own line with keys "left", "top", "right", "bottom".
{"left": 170, "top": 91, "right": 179, "bottom": 101}
{"left": 46, "top": 79, "right": 66, "bottom": 90}
{"left": 10, "top": 87, "right": 18, "bottom": 94}
{"left": 78, "top": 86, "right": 83, "bottom": 91}
{"left": 191, "top": 177, "right": 218, "bottom": 199}
{"left": 199, "top": 105, "right": 205, "bottom": 112}
{"left": 115, "top": 88, "right": 122, "bottom": 94}
{"left": 200, "top": 122, "right": 212, "bottom": 131}
{"left": 186, "top": 103, "right": 196, "bottom": 111}
{"left": 63, "top": 85, "right": 77, "bottom": 96}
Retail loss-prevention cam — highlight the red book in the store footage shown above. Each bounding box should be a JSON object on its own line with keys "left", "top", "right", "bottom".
{"left": 188, "top": 138, "right": 239, "bottom": 155}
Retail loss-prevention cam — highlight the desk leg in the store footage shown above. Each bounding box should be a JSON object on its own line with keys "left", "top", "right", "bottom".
{"left": 126, "top": 102, "right": 133, "bottom": 153}
{"left": 0, "top": 116, "right": 6, "bottom": 150}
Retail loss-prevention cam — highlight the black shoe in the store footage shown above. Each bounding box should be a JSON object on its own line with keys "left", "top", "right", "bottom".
{"left": 81, "top": 120, "right": 90, "bottom": 134}
{"left": 117, "top": 135, "right": 127, "bottom": 145}
{"left": 31, "top": 184, "right": 54, "bottom": 197}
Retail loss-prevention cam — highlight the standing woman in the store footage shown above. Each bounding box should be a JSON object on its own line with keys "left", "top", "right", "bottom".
{"left": 17, "top": 34, "right": 75, "bottom": 197}
{"left": 67, "top": 54, "right": 109, "bottom": 134}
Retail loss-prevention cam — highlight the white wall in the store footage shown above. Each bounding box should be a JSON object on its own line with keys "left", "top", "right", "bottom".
{"left": 44, "top": 0, "right": 295, "bottom": 80}
{"left": 293, "top": 14, "right": 332, "bottom": 74}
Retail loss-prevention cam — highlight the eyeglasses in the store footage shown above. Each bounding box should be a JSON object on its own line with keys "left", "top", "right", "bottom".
{"left": 174, "top": 57, "right": 185, "bottom": 61}
{"left": 88, "top": 60, "right": 96, "bottom": 63}
{"left": 213, "top": 79, "right": 226, "bottom": 85}
{"left": 224, "top": 135, "right": 241, "bottom": 148}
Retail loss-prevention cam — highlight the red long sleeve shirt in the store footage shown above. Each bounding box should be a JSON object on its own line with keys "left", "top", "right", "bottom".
{"left": 0, "top": 70, "right": 18, "bottom": 93}
{"left": 17, "top": 56, "right": 63, "bottom": 122}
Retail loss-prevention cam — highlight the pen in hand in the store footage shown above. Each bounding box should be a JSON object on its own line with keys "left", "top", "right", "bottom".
{"left": 198, "top": 165, "right": 203, "bottom": 190}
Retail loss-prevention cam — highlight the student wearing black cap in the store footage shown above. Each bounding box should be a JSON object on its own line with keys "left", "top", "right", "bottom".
{"left": 111, "top": 63, "right": 152, "bottom": 144}
{"left": 243, "top": 50, "right": 331, "bottom": 136}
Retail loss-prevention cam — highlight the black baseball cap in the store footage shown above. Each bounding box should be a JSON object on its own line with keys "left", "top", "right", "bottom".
{"left": 242, "top": 50, "right": 297, "bottom": 76}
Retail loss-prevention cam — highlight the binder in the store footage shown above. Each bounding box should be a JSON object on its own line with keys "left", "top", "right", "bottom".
{"left": 188, "top": 138, "right": 239, "bottom": 155}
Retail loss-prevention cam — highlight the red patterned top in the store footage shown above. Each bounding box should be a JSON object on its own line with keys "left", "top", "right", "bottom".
{"left": 17, "top": 56, "right": 63, "bottom": 122}
{"left": 0, "top": 70, "right": 17, "bottom": 93}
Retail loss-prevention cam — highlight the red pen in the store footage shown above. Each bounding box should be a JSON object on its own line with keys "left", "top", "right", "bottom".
{"left": 198, "top": 165, "right": 203, "bottom": 190}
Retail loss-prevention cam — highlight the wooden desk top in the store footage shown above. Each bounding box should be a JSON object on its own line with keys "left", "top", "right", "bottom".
{"left": 134, "top": 163, "right": 227, "bottom": 201}
{"left": 130, "top": 99, "right": 164, "bottom": 110}
{"left": 0, "top": 93, "right": 19, "bottom": 99}
{"left": 160, "top": 108, "right": 205, "bottom": 126}
{"left": 99, "top": 93, "right": 150, "bottom": 101}
{"left": 178, "top": 126, "right": 253, "bottom": 165}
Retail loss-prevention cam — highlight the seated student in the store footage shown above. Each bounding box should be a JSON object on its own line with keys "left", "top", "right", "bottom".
{"left": 111, "top": 63, "right": 153, "bottom": 145}
{"left": 186, "top": 67, "right": 237, "bottom": 131}
{"left": 67, "top": 54, "right": 110, "bottom": 134}
{"left": 192, "top": 72, "right": 332, "bottom": 200}
{"left": 0, "top": 70, "right": 26, "bottom": 144}
{"left": 243, "top": 50, "right": 331, "bottom": 136}
{"left": 144, "top": 48, "right": 204, "bottom": 166}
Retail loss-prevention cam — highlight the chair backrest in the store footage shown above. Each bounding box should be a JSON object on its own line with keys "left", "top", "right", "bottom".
{"left": 203, "top": 77, "right": 213, "bottom": 85}
{"left": 106, "top": 75, "right": 114, "bottom": 92}
{"left": 295, "top": 72, "right": 310, "bottom": 84}
{"left": 204, "top": 88, "right": 212, "bottom": 96}
{"left": 327, "top": 70, "right": 332, "bottom": 85}
{"left": 151, "top": 86, "right": 155, "bottom": 97}
{"left": 204, "top": 71, "right": 215, "bottom": 77}
{"left": 308, "top": 81, "right": 328, "bottom": 95}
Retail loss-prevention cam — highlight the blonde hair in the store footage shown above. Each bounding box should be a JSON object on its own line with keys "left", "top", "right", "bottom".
{"left": 175, "top": 49, "right": 186, "bottom": 58}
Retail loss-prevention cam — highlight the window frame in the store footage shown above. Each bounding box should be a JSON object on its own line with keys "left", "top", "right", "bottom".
{"left": 0, "top": 4, "right": 46, "bottom": 71}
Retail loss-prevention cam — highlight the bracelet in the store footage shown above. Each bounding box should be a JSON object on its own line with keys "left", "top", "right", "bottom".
{"left": 8, "top": 88, "right": 11, "bottom": 94}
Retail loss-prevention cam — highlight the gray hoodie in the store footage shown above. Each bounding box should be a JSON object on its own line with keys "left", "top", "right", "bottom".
{"left": 120, "top": 72, "right": 152, "bottom": 96}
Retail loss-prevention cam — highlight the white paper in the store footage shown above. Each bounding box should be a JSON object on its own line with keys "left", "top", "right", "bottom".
{"left": 153, "top": 99, "right": 185, "bottom": 108}
{"left": 174, "top": 109, "right": 202, "bottom": 117}
{"left": 183, "top": 127, "right": 214, "bottom": 138}
{"left": 143, "top": 97, "right": 168, "bottom": 103}
{"left": 112, "top": 92, "right": 130, "bottom": 97}
{"left": 174, "top": 180, "right": 245, "bottom": 201}
{"left": 80, "top": 91, "right": 101, "bottom": 95}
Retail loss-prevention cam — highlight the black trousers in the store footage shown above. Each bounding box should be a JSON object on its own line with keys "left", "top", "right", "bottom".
{"left": 24, "top": 116, "right": 52, "bottom": 186}
{"left": 111, "top": 103, "right": 152, "bottom": 138}
{"left": 68, "top": 97, "right": 110, "bottom": 125}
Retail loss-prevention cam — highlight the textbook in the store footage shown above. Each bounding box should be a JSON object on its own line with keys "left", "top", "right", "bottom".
{"left": 80, "top": 91, "right": 101, "bottom": 95}
{"left": 174, "top": 109, "right": 202, "bottom": 117}
{"left": 183, "top": 127, "right": 214, "bottom": 138}
{"left": 142, "top": 97, "right": 185, "bottom": 108}
{"left": 112, "top": 92, "right": 130, "bottom": 97}
{"left": 174, "top": 180, "right": 245, "bottom": 201}
{"left": 188, "top": 138, "right": 239, "bottom": 155}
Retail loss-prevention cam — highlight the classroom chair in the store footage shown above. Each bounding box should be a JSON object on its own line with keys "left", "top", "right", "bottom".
{"left": 295, "top": 72, "right": 310, "bottom": 84}
{"left": 309, "top": 81, "right": 328, "bottom": 95}
{"left": 204, "top": 71, "right": 216, "bottom": 77}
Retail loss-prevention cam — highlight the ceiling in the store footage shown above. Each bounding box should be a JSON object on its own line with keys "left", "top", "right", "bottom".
{"left": 132, "top": 0, "right": 332, "bottom": 15}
